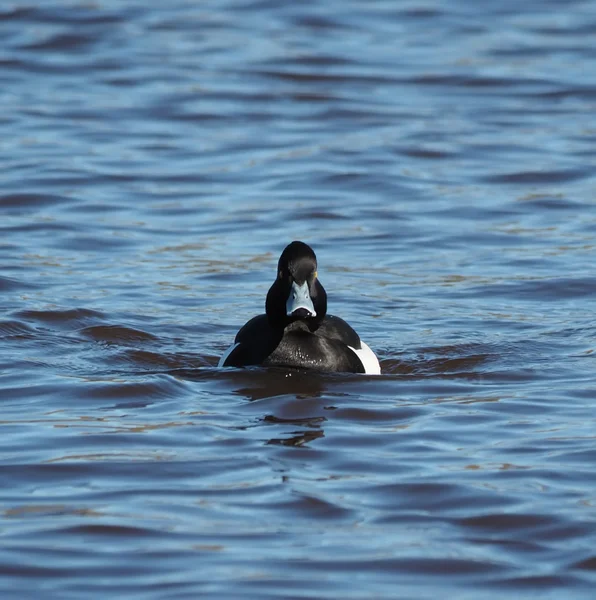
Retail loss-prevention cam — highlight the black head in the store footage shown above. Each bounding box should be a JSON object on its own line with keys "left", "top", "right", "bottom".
{"left": 266, "top": 241, "right": 327, "bottom": 328}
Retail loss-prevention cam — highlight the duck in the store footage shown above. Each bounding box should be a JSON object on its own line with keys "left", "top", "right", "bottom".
{"left": 218, "top": 241, "right": 381, "bottom": 374}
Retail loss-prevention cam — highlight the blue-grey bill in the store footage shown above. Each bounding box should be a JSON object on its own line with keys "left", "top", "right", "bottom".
{"left": 286, "top": 281, "right": 316, "bottom": 317}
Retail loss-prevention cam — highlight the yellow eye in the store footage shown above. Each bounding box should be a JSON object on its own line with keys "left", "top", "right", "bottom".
{"left": 313, "top": 271, "right": 318, "bottom": 279}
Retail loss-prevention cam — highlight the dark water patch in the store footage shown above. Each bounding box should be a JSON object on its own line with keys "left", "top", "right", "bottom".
{"left": 362, "top": 481, "right": 474, "bottom": 511}
{"left": 377, "top": 490, "right": 520, "bottom": 523}
{"left": 409, "top": 74, "right": 552, "bottom": 90}
{"left": 291, "top": 14, "right": 350, "bottom": 31}
{"left": 0, "top": 193, "right": 75, "bottom": 214}
{"left": 399, "top": 146, "right": 457, "bottom": 160}
{"left": 19, "top": 33, "right": 98, "bottom": 52}
{"left": 106, "top": 349, "right": 206, "bottom": 371}
{"left": 531, "top": 21, "right": 596, "bottom": 37}
{"left": 380, "top": 358, "right": 422, "bottom": 376}
{"left": 4, "top": 504, "right": 104, "bottom": 519}
{"left": 0, "top": 57, "right": 124, "bottom": 76}
{"left": 0, "top": 459, "right": 204, "bottom": 486}
{"left": 5, "top": 4, "right": 129, "bottom": 26}
{"left": 297, "top": 555, "right": 505, "bottom": 577}
{"left": 56, "top": 523, "right": 166, "bottom": 538}
{"left": 515, "top": 194, "right": 587, "bottom": 211}
{"left": 253, "top": 68, "right": 395, "bottom": 86}
{"left": 383, "top": 343, "right": 502, "bottom": 379}
{"left": 254, "top": 51, "right": 356, "bottom": 68}
{"left": 467, "top": 277, "right": 596, "bottom": 301}
{"left": 412, "top": 353, "right": 495, "bottom": 376}
{"left": 530, "top": 85, "right": 596, "bottom": 102}
{"left": 2, "top": 221, "right": 78, "bottom": 236}
{"left": 80, "top": 325, "right": 158, "bottom": 345}
{"left": 462, "top": 533, "right": 549, "bottom": 556}
{"left": 66, "top": 202, "right": 130, "bottom": 214}
{"left": 0, "top": 276, "right": 38, "bottom": 292}
{"left": 15, "top": 308, "right": 106, "bottom": 330}
{"left": 0, "top": 320, "right": 36, "bottom": 338}
{"left": 0, "top": 462, "right": 98, "bottom": 485}
{"left": 0, "top": 561, "right": 72, "bottom": 579}
{"left": 489, "top": 45, "right": 560, "bottom": 58}
{"left": 263, "top": 492, "right": 354, "bottom": 521}
{"left": 483, "top": 168, "right": 589, "bottom": 185}
{"left": 55, "top": 235, "right": 139, "bottom": 252}
{"left": 303, "top": 210, "right": 350, "bottom": 221}
{"left": 289, "top": 91, "right": 339, "bottom": 105}
{"left": 400, "top": 7, "right": 443, "bottom": 19}
{"left": 0, "top": 6, "right": 33, "bottom": 21}
{"left": 328, "top": 403, "right": 424, "bottom": 424}
{"left": 88, "top": 377, "right": 192, "bottom": 406}
{"left": 498, "top": 574, "right": 586, "bottom": 591}
{"left": 572, "top": 556, "right": 596, "bottom": 571}
{"left": 457, "top": 512, "right": 555, "bottom": 533}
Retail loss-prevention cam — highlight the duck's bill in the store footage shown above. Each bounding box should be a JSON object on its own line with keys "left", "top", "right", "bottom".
{"left": 286, "top": 281, "right": 316, "bottom": 317}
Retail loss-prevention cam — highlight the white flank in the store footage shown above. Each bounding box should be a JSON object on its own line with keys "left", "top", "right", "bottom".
{"left": 218, "top": 342, "right": 240, "bottom": 367}
{"left": 349, "top": 341, "right": 381, "bottom": 375}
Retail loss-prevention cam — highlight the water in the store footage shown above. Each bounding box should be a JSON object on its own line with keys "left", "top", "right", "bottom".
{"left": 1, "top": 1, "right": 596, "bottom": 597}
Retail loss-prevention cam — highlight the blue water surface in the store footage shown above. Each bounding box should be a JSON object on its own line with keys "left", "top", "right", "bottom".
{"left": 1, "top": 1, "right": 596, "bottom": 598}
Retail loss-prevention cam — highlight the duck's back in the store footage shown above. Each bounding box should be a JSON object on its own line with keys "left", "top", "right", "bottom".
{"left": 221, "top": 314, "right": 367, "bottom": 373}
{"left": 265, "top": 321, "right": 365, "bottom": 372}
{"left": 313, "top": 315, "right": 361, "bottom": 347}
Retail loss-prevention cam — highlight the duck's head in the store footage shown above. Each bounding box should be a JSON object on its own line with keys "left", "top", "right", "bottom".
{"left": 266, "top": 241, "right": 327, "bottom": 328}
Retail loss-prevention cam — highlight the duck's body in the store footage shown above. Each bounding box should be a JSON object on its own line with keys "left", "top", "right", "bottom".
{"left": 218, "top": 241, "right": 381, "bottom": 375}
{"left": 220, "top": 314, "right": 379, "bottom": 373}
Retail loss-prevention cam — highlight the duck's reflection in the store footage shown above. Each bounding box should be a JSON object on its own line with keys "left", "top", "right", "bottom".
{"left": 224, "top": 366, "right": 330, "bottom": 401}
{"left": 177, "top": 365, "right": 337, "bottom": 401}
{"left": 174, "top": 365, "right": 350, "bottom": 447}
{"left": 234, "top": 368, "right": 331, "bottom": 447}
{"left": 266, "top": 428, "right": 325, "bottom": 447}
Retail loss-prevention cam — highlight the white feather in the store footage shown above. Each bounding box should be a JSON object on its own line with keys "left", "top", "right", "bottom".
{"left": 349, "top": 341, "right": 381, "bottom": 375}
{"left": 218, "top": 342, "right": 240, "bottom": 367}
